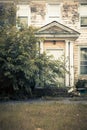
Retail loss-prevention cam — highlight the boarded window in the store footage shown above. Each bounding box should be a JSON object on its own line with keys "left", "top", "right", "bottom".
{"left": 17, "top": 5, "right": 30, "bottom": 27}
{"left": 80, "top": 4, "right": 87, "bottom": 27}
{"left": 47, "top": 4, "right": 61, "bottom": 22}
{"left": 46, "top": 49, "right": 64, "bottom": 60}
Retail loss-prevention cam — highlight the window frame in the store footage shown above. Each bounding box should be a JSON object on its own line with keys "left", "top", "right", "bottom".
{"left": 80, "top": 3, "right": 87, "bottom": 27}
{"left": 18, "top": 16, "right": 28, "bottom": 26}
{"left": 16, "top": 4, "right": 30, "bottom": 27}
{"left": 46, "top": 3, "right": 61, "bottom": 23}
{"left": 79, "top": 47, "right": 87, "bottom": 75}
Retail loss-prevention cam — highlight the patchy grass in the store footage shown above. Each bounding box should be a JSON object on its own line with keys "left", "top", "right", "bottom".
{"left": 0, "top": 101, "right": 87, "bottom": 130}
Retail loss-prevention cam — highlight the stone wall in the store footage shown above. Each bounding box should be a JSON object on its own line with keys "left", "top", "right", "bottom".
{"left": 30, "top": 1, "right": 46, "bottom": 26}
{"left": 62, "top": 2, "right": 79, "bottom": 29}
{"left": 29, "top": 0, "right": 80, "bottom": 29}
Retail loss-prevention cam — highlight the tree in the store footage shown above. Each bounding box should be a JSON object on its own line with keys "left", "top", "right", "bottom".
{"left": 0, "top": 25, "right": 67, "bottom": 98}
{"left": 0, "top": 26, "right": 39, "bottom": 97}
{"left": 0, "top": 2, "right": 16, "bottom": 26}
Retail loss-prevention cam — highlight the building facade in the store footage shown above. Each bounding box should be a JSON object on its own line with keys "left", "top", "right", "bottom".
{"left": 0, "top": 0, "right": 87, "bottom": 87}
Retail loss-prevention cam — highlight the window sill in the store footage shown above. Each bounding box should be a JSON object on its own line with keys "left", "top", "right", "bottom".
{"left": 80, "top": 26, "right": 87, "bottom": 29}
{"left": 79, "top": 75, "right": 87, "bottom": 78}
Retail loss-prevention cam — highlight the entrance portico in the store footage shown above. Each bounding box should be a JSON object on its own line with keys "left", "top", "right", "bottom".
{"left": 36, "top": 21, "right": 80, "bottom": 87}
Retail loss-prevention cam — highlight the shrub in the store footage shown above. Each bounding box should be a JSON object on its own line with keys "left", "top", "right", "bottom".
{"left": 75, "top": 79, "right": 87, "bottom": 90}
{"left": 0, "top": 25, "right": 67, "bottom": 99}
{"left": 33, "top": 87, "right": 68, "bottom": 97}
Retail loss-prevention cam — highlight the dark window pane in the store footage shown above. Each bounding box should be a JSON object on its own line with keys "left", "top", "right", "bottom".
{"left": 80, "top": 66, "right": 87, "bottom": 74}
{"left": 80, "top": 48, "right": 87, "bottom": 74}
{"left": 80, "top": 48, "right": 87, "bottom": 60}
{"left": 18, "top": 16, "right": 28, "bottom": 26}
{"left": 81, "top": 17, "right": 87, "bottom": 27}
{"left": 80, "top": 61, "right": 87, "bottom": 65}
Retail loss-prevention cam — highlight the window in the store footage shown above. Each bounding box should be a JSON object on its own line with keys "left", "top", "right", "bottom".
{"left": 80, "top": 4, "right": 87, "bottom": 27}
{"left": 18, "top": 16, "right": 28, "bottom": 26}
{"left": 17, "top": 5, "right": 30, "bottom": 27}
{"left": 31, "top": 4, "right": 45, "bottom": 26}
{"left": 47, "top": 4, "right": 61, "bottom": 22}
{"left": 80, "top": 48, "right": 87, "bottom": 74}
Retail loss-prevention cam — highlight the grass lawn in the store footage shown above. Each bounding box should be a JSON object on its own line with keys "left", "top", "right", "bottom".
{"left": 0, "top": 101, "right": 87, "bottom": 130}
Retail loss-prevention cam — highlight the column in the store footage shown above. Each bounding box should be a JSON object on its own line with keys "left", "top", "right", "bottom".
{"left": 65, "top": 40, "right": 70, "bottom": 87}
{"left": 69, "top": 41, "right": 74, "bottom": 87}
{"left": 65, "top": 40, "right": 74, "bottom": 87}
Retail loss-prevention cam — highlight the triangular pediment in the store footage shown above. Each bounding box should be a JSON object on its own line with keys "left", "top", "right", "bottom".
{"left": 40, "top": 25, "right": 69, "bottom": 34}
{"left": 36, "top": 21, "right": 80, "bottom": 40}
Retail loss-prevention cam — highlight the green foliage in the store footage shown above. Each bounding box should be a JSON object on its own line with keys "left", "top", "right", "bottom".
{"left": 75, "top": 79, "right": 87, "bottom": 89}
{"left": 35, "top": 53, "right": 66, "bottom": 88}
{"left": 0, "top": 25, "right": 67, "bottom": 98}
{"left": 0, "top": 26, "right": 38, "bottom": 96}
{"left": 0, "top": 3, "right": 16, "bottom": 26}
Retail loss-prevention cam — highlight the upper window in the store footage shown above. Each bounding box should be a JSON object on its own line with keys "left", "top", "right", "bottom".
{"left": 80, "top": 4, "right": 87, "bottom": 27}
{"left": 18, "top": 16, "right": 28, "bottom": 27}
{"left": 47, "top": 4, "right": 61, "bottom": 23}
{"left": 17, "top": 5, "right": 30, "bottom": 27}
{"left": 80, "top": 47, "right": 87, "bottom": 75}
{"left": 31, "top": 3, "right": 46, "bottom": 26}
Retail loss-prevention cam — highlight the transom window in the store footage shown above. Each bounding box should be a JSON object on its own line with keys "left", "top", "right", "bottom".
{"left": 80, "top": 48, "right": 87, "bottom": 74}
{"left": 80, "top": 4, "right": 87, "bottom": 27}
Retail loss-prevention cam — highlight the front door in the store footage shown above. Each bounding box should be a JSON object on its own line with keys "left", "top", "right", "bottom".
{"left": 46, "top": 48, "right": 64, "bottom": 60}
{"left": 44, "top": 40, "right": 65, "bottom": 87}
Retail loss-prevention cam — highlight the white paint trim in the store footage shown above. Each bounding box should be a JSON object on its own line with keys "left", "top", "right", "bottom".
{"left": 45, "top": 3, "right": 62, "bottom": 24}
{"left": 78, "top": 46, "right": 80, "bottom": 76}
{"left": 65, "top": 40, "right": 74, "bottom": 87}
{"left": 65, "top": 40, "right": 69, "bottom": 87}
{"left": 69, "top": 41, "right": 74, "bottom": 86}
{"left": 78, "top": 46, "right": 87, "bottom": 76}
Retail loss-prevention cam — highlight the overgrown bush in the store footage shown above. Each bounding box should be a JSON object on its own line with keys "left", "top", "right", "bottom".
{"left": 75, "top": 79, "right": 87, "bottom": 90}
{"left": 0, "top": 3, "right": 16, "bottom": 26}
{"left": 0, "top": 25, "right": 67, "bottom": 99}
{"left": 0, "top": 4, "right": 68, "bottom": 100}
{"left": 33, "top": 87, "right": 68, "bottom": 97}
{"left": 35, "top": 53, "right": 66, "bottom": 88}
{"left": 0, "top": 26, "right": 38, "bottom": 97}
